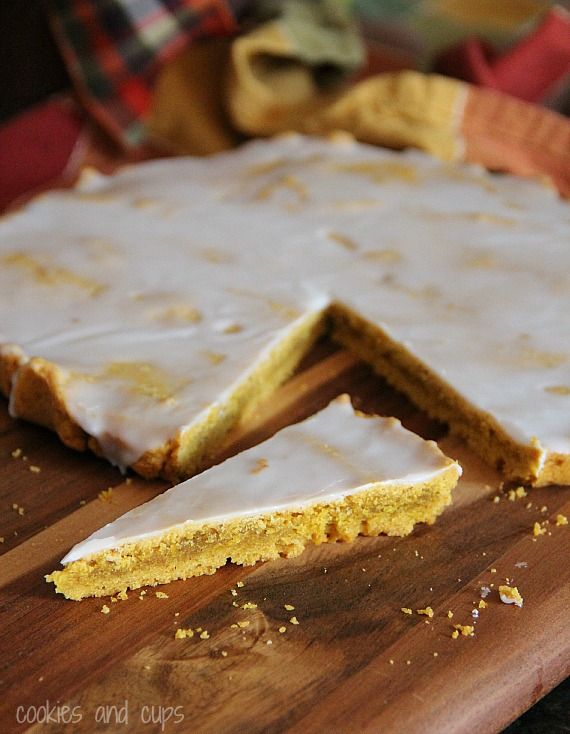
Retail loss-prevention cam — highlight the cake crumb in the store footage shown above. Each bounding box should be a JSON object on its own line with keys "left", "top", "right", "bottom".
{"left": 221, "top": 650, "right": 228, "bottom": 657}
{"left": 236, "top": 581, "right": 245, "bottom": 588}
{"left": 98, "top": 488, "right": 114, "bottom": 502}
{"left": 433, "top": 652, "right": 438, "bottom": 657}
{"left": 110, "top": 596, "right": 118, "bottom": 603}
{"left": 11, "top": 448, "right": 22, "bottom": 459}
{"left": 533, "top": 522, "right": 546, "bottom": 537}
{"left": 175, "top": 628, "right": 194, "bottom": 639}
{"left": 490, "top": 568, "right": 497, "bottom": 574}
{"left": 237, "top": 621, "right": 250, "bottom": 629}
{"left": 284, "top": 604, "right": 295, "bottom": 611}
{"left": 401, "top": 607, "right": 413, "bottom": 615}
{"left": 514, "top": 561, "right": 528, "bottom": 568}
{"left": 447, "top": 610, "right": 454, "bottom": 619}
{"left": 499, "top": 585, "right": 523, "bottom": 608}
{"left": 289, "top": 616, "right": 299, "bottom": 625}
{"left": 117, "top": 590, "right": 128, "bottom": 601}
{"left": 406, "top": 660, "right": 411, "bottom": 665}
{"left": 266, "top": 640, "right": 273, "bottom": 646}
{"left": 556, "top": 514, "right": 568, "bottom": 526}
{"left": 478, "top": 600, "right": 487, "bottom": 609}
{"left": 231, "top": 589, "right": 238, "bottom": 596}
{"left": 417, "top": 607, "right": 434, "bottom": 618}
{"left": 451, "top": 630, "right": 459, "bottom": 639}
{"left": 242, "top": 602, "right": 257, "bottom": 610}
{"left": 492, "top": 496, "right": 501, "bottom": 504}
{"left": 200, "top": 630, "right": 210, "bottom": 639}
{"left": 0, "top": 537, "right": 4, "bottom": 543}
{"left": 278, "top": 626, "right": 287, "bottom": 634}
{"left": 101, "top": 605, "right": 110, "bottom": 615}
{"left": 540, "top": 506, "right": 548, "bottom": 513}
{"left": 453, "top": 624, "right": 475, "bottom": 637}
{"left": 389, "top": 659, "right": 394, "bottom": 665}
{"left": 508, "top": 487, "right": 527, "bottom": 501}
{"left": 29, "top": 465, "right": 41, "bottom": 473}
{"left": 155, "top": 591, "right": 169, "bottom": 599}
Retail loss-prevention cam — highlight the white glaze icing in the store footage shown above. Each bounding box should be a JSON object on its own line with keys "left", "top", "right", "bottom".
{"left": 1, "top": 135, "right": 569, "bottom": 469}
{"left": 62, "top": 399, "right": 460, "bottom": 562}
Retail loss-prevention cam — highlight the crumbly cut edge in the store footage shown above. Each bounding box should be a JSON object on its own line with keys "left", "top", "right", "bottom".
{"left": 329, "top": 303, "right": 570, "bottom": 487}
{"left": 46, "top": 463, "right": 460, "bottom": 600}
{"left": 0, "top": 309, "right": 326, "bottom": 481}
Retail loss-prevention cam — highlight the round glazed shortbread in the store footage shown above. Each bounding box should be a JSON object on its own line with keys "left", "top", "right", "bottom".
{"left": 1, "top": 134, "right": 569, "bottom": 484}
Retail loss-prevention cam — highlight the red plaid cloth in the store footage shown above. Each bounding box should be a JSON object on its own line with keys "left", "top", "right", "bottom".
{"left": 50, "top": 0, "right": 246, "bottom": 149}
{"left": 435, "top": 7, "right": 570, "bottom": 106}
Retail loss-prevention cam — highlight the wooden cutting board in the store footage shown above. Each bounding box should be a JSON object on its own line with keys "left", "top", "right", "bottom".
{"left": 0, "top": 342, "right": 568, "bottom": 734}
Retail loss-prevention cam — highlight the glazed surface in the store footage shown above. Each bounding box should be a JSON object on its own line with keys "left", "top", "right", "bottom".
{"left": 1, "top": 135, "right": 569, "bottom": 469}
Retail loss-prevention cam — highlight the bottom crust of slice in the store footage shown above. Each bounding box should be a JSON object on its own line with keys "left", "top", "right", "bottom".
{"left": 46, "top": 466, "right": 459, "bottom": 600}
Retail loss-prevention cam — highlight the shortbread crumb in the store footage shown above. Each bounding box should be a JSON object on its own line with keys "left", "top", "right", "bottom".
{"left": 417, "top": 607, "right": 434, "bottom": 618}
{"left": 499, "top": 585, "right": 523, "bottom": 607}
{"left": 175, "top": 628, "right": 194, "bottom": 639}
{"left": 453, "top": 624, "right": 475, "bottom": 637}
{"left": 98, "top": 488, "right": 114, "bottom": 503}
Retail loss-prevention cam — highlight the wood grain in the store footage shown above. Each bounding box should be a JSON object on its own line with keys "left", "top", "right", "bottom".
{"left": 0, "top": 341, "right": 568, "bottom": 733}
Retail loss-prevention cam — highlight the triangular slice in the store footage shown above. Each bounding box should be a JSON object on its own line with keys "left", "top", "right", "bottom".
{"left": 47, "top": 397, "right": 461, "bottom": 599}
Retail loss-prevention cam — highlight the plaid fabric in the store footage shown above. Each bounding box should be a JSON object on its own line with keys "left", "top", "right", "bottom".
{"left": 50, "top": 0, "right": 248, "bottom": 148}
